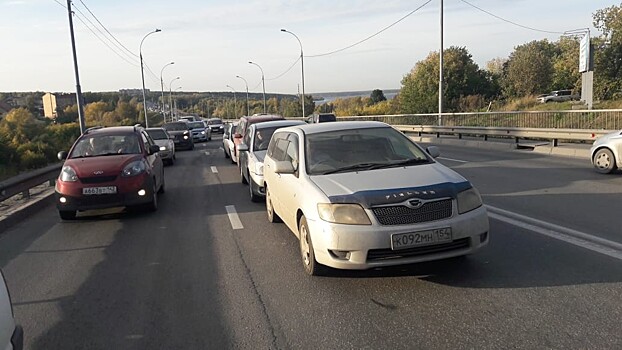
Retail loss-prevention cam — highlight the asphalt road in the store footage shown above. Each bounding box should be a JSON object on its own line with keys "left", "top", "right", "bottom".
{"left": 1, "top": 137, "right": 621, "bottom": 349}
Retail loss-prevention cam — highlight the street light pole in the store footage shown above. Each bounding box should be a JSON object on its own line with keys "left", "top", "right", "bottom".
{"left": 236, "top": 75, "right": 250, "bottom": 116}
{"left": 169, "top": 77, "right": 180, "bottom": 120}
{"left": 226, "top": 84, "right": 237, "bottom": 119}
{"left": 65, "top": 0, "right": 86, "bottom": 134}
{"left": 160, "top": 61, "right": 174, "bottom": 123}
{"left": 140, "top": 28, "right": 161, "bottom": 128}
{"left": 173, "top": 86, "right": 182, "bottom": 119}
{"left": 281, "top": 29, "right": 306, "bottom": 119}
{"left": 248, "top": 61, "right": 266, "bottom": 113}
{"left": 438, "top": 0, "right": 444, "bottom": 126}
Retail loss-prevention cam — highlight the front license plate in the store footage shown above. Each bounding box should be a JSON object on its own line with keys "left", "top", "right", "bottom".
{"left": 82, "top": 186, "right": 117, "bottom": 195}
{"left": 391, "top": 228, "right": 452, "bottom": 250}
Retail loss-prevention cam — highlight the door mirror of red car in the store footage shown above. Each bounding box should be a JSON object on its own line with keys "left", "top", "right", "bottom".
{"left": 57, "top": 151, "right": 68, "bottom": 160}
{"left": 148, "top": 145, "right": 160, "bottom": 155}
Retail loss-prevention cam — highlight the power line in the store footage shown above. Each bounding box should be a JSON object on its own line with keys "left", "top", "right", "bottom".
{"left": 306, "top": 0, "right": 433, "bottom": 58}
{"left": 266, "top": 56, "right": 301, "bottom": 81}
{"left": 79, "top": 0, "right": 139, "bottom": 58}
{"left": 72, "top": 2, "right": 138, "bottom": 63}
{"left": 52, "top": 0, "right": 139, "bottom": 67}
{"left": 460, "top": 0, "right": 565, "bottom": 35}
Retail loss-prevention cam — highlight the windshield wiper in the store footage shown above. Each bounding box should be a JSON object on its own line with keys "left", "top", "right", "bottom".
{"left": 369, "top": 158, "right": 430, "bottom": 169}
{"left": 323, "top": 163, "right": 388, "bottom": 175}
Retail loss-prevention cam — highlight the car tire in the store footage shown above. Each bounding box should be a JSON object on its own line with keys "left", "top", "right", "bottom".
{"left": 249, "top": 178, "right": 261, "bottom": 203}
{"left": 266, "top": 186, "right": 282, "bottom": 223}
{"left": 241, "top": 166, "right": 248, "bottom": 185}
{"left": 146, "top": 183, "right": 158, "bottom": 212}
{"left": 158, "top": 173, "right": 165, "bottom": 194}
{"left": 593, "top": 148, "right": 617, "bottom": 174}
{"left": 59, "top": 210, "right": 76, "bottom": 220}
{"left": 224, "top": 147, "right": 230, "bottom": 159}
{"left": 299, "top": 215, "right": 327, "bottom": 276}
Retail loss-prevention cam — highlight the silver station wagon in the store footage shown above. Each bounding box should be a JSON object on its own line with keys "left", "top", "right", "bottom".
{"left": 263, "top": 121, "right": 489, "bottom": 275}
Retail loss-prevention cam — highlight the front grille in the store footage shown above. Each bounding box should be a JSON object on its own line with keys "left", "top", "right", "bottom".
{"left": 372, "top": 199, "right": 452, "bottom": 225}
{"left": 367, "top": 238, "right": 470, "bottom": 261}
{"left": 80, "top": 176, "right": 117, "bottom": 184}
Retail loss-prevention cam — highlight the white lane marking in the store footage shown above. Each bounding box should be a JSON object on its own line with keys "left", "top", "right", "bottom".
{"left": 225, "top": 205, "right": 244, "bottom": 230}
{"left": 438, "top": 157, "right": 468, "bottom": 163}
{"left": 486, "top": 205, "right": 622, "bottom": 261}
{"left": 204, "top": 151, "right": 210, "bottom": 155}
{"left": 211, "top": 166, "right": 218, "bottom": 173}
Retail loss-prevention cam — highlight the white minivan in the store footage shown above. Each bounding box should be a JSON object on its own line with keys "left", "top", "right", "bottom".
{"left": 0, "top": 270, "right": 22, "bottom": 350}
{"left": 263, "top": 121, "right": 489, "bottom": 275}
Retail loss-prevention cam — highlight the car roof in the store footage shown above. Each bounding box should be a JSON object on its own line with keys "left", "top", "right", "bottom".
{"left": 277, "top": 121, "right": 389, "bottom": 135}
{"left": 240, "top": 115, "right": 284, "bottom": 123}
{"left": 146, "top": 127, "right": 165, "bottom": 131}
{"left": 253, "top": 120, "right": 305, "bottom": 130}
{"left": 84, "top": 126, "right": 138, "bottom": 135}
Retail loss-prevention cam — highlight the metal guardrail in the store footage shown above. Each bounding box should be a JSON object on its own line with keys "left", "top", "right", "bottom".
{"left": 394, "top": 125, "right": 615, "bottom": 145}
{"left": 0, "top": 163, "right": 61, "bottom": 203}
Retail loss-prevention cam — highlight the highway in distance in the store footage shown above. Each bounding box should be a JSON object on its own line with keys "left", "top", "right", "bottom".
{"left": 0, "top": 136, "right": 621, "bottom": 349}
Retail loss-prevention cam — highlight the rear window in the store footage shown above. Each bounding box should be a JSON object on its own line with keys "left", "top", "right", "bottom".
{"left": 208, "top": 119, "right": 223, "bottom": 125}
{"left": 318, "top": 114, "right": 336, "bottom": 122}
{"left": 163, "top": 123, "right": 189, "bottom": 131}
{"left": 187, "top": 121, "right": 205, "bottom": 129}
{"left": 146, "top": 129, "right": 168, "bottom": 140}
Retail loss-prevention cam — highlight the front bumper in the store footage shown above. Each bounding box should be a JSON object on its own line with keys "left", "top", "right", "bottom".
{"left": 174, "top": 138, "right": 193, "bottom": 149}
{"left": 192, "top": 133, "right": 207, "bottom": 142}
{"left": 159, "top": 149, "right": 173, "bottom": 160}
{"left": 249, "top": 172, "right": 266, "bottom": 196}
{"left": 210, "top": 126, "right": 224, "bottom": 133}
{"left": 55, "top": 176, "right": 155, "bottom": 211}
{"left": 306, "top": 205, "right": 489, "bottom": 270}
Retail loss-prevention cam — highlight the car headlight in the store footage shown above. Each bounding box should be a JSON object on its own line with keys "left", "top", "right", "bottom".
{"left": 183, "top": 135, "right": 189, "bottom": 139}
{"left": 254, "top": 162, "right": 264, "bottom": 176}
{"left": 60, "top": 165, "right": 78, "bottom": 182}
{"left": 201, "top": 131, "right": 205, "bottom": 135}
{"left": 317, "top": 203, "right": 371, "bottom": 225}
{"left": 122, "top": 160, "right": 147, "bottom": 177}
{"left": 457, "top": 187, "right": 483, "bottom": 214}
{"left": 159, "top": 146, "right": 167, "bottom": 151}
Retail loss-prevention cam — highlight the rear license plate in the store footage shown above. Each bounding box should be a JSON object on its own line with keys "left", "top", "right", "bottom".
{"left": 82, "top": 186, "right": 117, "bottom": 195}
{"left": 391, "top": 228, "right": 452, "bottom": 250}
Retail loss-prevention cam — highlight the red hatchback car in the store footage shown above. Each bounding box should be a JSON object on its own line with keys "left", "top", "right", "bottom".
{"left": 55, "top": 125, "right": 165, "bottom": 220}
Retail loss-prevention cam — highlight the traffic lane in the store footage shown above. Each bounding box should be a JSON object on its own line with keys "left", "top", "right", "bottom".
{"left": 421, "top": 142, "right": 622, "bottom": 244}
{"left": 223, "top": 181, "right": 622, "bottom": 349}
{"left": 1, "top": 143, "right": 271, "bottom": 349}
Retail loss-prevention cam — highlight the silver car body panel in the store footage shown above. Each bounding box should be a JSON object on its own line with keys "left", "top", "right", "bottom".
{"left": 590, "top": 130, "right": 622, "bottom": 168}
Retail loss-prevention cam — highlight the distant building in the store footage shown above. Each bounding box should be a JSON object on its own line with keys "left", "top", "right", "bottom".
{"left": 42, "top": 92, "right": 75, "bottom": 119}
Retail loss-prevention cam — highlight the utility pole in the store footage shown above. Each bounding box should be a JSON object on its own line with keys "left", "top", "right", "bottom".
{"left": 66, "top": 0, "right": 86, "bottom": 134}
{"left": 438, "top": 0, "right": 444, "bottom": 126}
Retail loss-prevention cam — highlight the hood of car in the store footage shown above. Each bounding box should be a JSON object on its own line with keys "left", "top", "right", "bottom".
{"left": 167, "top": 130, "right": 189, "bottom": 136}
{"left": 65, "top": 155, "right": 142, "bottom": 178}
{"left": 593, "top": 130, "right": 622, "bottom": 146}
{"left": 152, "top": 139, "right": 170, "bottom": 147}
{"left": 309, "top": 162, "right": 470, "bottom": 207}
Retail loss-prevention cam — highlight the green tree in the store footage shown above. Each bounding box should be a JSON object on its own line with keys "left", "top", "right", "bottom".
{"left": 400, "top": 46, "right": 493, "bottom": 113}
{"left": 593, "top": 4, "right": 622, "bottom": 99}
{"left": 369, "top": 89, "right": 387, "bottom": 105}
{"left": 551, "top": 37, "right": 581, "bottom": 91}
{"left": 502, "top": 40, "right": 556, "bottom": 97}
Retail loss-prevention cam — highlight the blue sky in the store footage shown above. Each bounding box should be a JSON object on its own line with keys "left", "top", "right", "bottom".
{"left": 0, "top": 0, "right": 614, "bottom": 94}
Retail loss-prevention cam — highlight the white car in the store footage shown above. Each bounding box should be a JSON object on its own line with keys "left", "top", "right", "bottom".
{"left": 590, "top": 130, "right": 622, "bottom": 173}
{"left": 0, "top": 270, "right": 22, "bottom": 350}
{"left": 223, "top": 122, "right": 238, "bottom": 163}
{"left": 263, "top": 121, "right": 489, "bottom": 275}
{"left": 238, "top": 120, "right": 305, "bottom": 202}
{"left": 146, "top": 128, "right": 176, "bottom": 165}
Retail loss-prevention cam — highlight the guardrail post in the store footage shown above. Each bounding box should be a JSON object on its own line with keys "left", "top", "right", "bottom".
{"left": 21, "top": 189, "right": 30, "bottom": 200}
{"left": 553, "top": 139, "right": 558, "bottom": 147}
{"left": 49, "top": 179, "right": 55, "bottom": 187}
{"left": 484, "top": 135, "right": 488, "bottom": 141}
{"left": 436, "top": 132, "right": 440, "bottom": 138}
{"left": 458, "top": 133, "right": 462, "bottom": 139}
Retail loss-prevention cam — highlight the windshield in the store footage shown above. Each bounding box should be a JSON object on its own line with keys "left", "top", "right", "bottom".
{"left": 208, "top": 119, "right": 222, "bottom": 125}
{"left": 163, "top": 123, "right": 188, "bottom": 131}
{"left": 146, "top": 129, "right": 168, "bottom": 140}
{"left": 187, "top": 121, "right": 205, "bottom": 129}
{"left": 305, "top": 127, "right": 430, "bottom": 175}
{"left": 70, "top": 134, "right": 141, "bottom": 158}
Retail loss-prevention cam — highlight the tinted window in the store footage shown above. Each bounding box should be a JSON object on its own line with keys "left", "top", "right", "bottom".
{"left": 146, "top": 129, "right": 168, "bottom": 140}
{"left": 187, "top": 121, "right": 205, "bottom": 129}
{"left": 70, "top": 134, "right": 140, "bottom": 158}
{"left": 163, "top": 123, "right": 188, "bottom": 131}
{"left": 208, "top": 119, "right": 222, "bottom": 125}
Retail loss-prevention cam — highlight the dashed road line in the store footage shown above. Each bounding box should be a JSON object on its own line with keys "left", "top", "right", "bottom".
{"left": 486, "top": 205, "right": 622, "bottom": 261}
{"left": 438, "top": 157, "right": 468, "bottom": 163}
{"left": 225, "top": 205, "right": 243, "bottom": 230}
{"left": 211, "top": 166, "right": 218, "bottom": 173}
{"left": 204, "top": 151, "right": 210, "bottom": 156}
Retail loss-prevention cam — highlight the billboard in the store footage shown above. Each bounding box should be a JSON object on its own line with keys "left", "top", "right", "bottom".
{"left": 579, "top": 35, "right": 590, "bottom": 73}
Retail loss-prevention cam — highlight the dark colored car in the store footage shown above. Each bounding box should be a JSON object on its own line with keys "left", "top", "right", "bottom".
{"left": 233, "top": 114, "right": 285, "bottom": 164}
{"left": 207, "top": 118, "right": 225, "bottom": 134}
{"left": 163, "top": 121, "right": 194, "bottom": 150}
{"left": 306, "top": 113, "right": 336, "bottom": 123}
{"left": 187, "top": 121, "right": 211, "bottom": 142}
{"left": 55, "top": 125, "right": 165, "bottom": 220}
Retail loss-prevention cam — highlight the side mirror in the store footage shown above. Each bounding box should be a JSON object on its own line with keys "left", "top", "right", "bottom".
{"left": 274, "top": 160, "right": 296, "bottom": 174}
{"left": 234, "top": 133, "right": 242, "bottom": 139}
{"left": 57, "top": 151, "right": 68, "bottom": 160}
{"left": 149, "top": 144, "right": 160, "bottom": 155}
{"left": 237, "top": 143, "right": 249, "bottom": 152}
{"left": 426, "top": 146, "right": 441, "bottom": 158}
